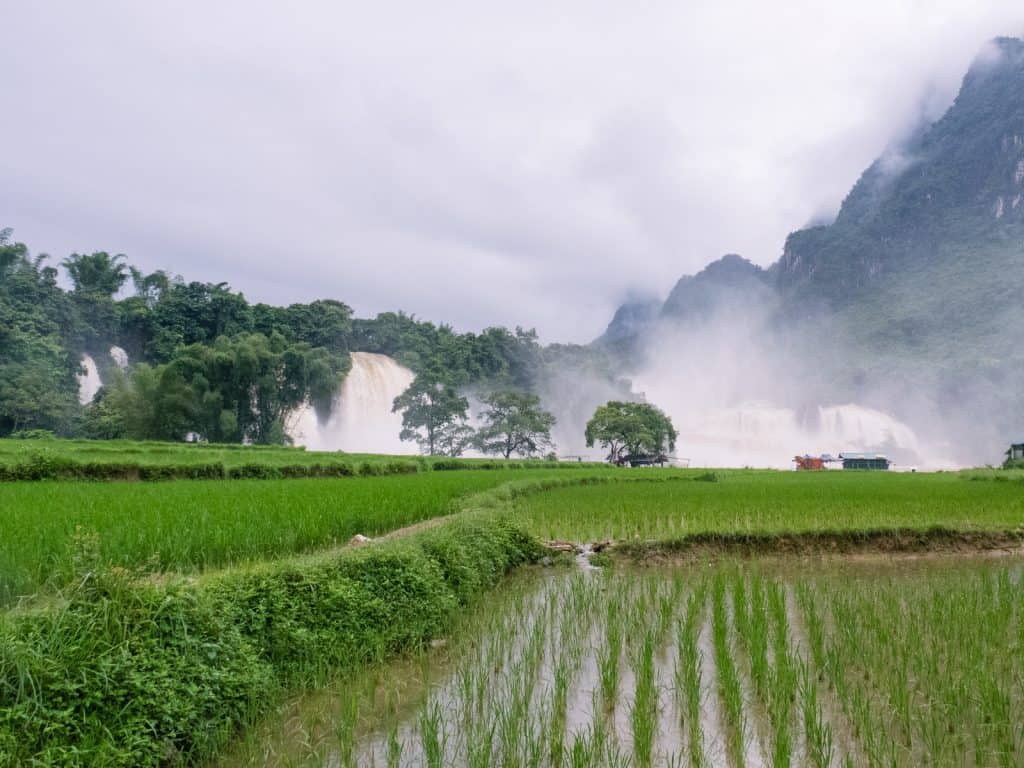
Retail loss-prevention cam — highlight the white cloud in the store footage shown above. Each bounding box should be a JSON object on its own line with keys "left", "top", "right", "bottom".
{"left": 2, "top": 0, "right": 1023, "bottom": 341}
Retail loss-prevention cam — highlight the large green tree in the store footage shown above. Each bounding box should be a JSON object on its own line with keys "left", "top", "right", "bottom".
{"left": 0, "top": 231, "right": 80, "bottom": 435}
{"left": 585, "top": 400, "right": 677, "bottom": 463}
{"left": 392, "top": 374, "right": 470, "bottom": 456}
{"left": 474, "top": 391, "right": 556, "bottom": 458}
{"left": 103, "top": 332, "right": 344, "bottom": 443}
{"left": 62, "top": 252, "right": 129, "bottom": 297}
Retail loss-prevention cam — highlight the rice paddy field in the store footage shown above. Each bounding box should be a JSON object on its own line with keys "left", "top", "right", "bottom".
{"left": 515, "top": 470, "right": 1024, "bottom": 543}
{"left": 220, "top": 556, "right": 1024, "bottom": 768}
{"left": 0, "top": 468, "right": 627, "bottom": 604}
{"left": 3, "top": 450, "right": 1024, "bottom": 766}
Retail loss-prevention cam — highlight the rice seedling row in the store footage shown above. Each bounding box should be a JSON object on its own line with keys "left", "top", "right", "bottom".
{"left": 218, "top": 556, "right": 1024, "bottom": 768}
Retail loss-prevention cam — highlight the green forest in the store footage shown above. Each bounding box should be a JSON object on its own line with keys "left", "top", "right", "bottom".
{"left": 0, "top": 228, "right": 580, "bottom": 444}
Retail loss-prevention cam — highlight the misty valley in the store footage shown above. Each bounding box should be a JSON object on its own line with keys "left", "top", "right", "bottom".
{"left": 2, "top": 14, "right": 1024, "bottom": 768}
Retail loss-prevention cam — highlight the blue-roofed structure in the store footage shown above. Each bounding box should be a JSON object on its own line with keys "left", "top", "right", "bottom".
{"left": 839, "top": 452, "right": 891, "bottom": 470}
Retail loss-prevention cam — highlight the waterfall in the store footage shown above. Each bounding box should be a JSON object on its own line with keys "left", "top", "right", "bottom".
{"left": 76, "top": 354, "right": 102, "bottom": 405}
{"left": 76, "top": 347, "right": 131, "bottom": 405}
{"left": 632, "top": 359, "right": 951, "bottom": 467}
{"left": 109, "top": 345, "right": 129, "bottom": 370}
{"left": 290, "top": 351, "right": 416, "bottom": 454}
{"left": 671, "top": 401, "right": 933, "bottom": 468}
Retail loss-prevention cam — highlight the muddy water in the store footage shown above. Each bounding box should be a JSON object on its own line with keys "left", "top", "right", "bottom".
{"left": 216, "top": 553, "right": 1024, "bottom": 768}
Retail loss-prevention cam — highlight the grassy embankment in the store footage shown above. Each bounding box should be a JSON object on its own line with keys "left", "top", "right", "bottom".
{"left": 516, "top": 469, "right": 1024, "bottom": 556}
{"left": 1, "top": 471, "right": 611, "bottom": 767}
{"left": 0, "top": 437, "right": 605, "bottom": 481}
{"left": 0, "top": 466, "right": 657, "bottom": 606}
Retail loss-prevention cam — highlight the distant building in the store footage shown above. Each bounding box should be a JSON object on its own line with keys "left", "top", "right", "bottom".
{"left": 1008, "top": 443, "right": 1024, "bottom": 462}
{"left": 618, "top": 453, "right": 668, "bottom": 467}
{"left": 793, "top": 455, "right": 826, "bottom": 470}
{"left": 839, "top": 452, "right": 891, "bottom": 470}
{"left": 794, "top": 454, "right": 840, "bottom": 470}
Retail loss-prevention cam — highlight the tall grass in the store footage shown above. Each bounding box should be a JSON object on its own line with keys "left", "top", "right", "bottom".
{"left": 0, "top": 437, "right": 610, "bottom": 481}
{"left": 0, "top": 509, "right": 544, "bottom": 766}
{"left": 0, "top": 469, "right": 607, "bottom": 603}
{"left": 515, "top": 470, "right": 1024, "bottom": 543}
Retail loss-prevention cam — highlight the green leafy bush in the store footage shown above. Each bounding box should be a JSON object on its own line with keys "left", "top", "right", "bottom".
{"left": 0, "top": 512, "right": 542, "bottom": 766}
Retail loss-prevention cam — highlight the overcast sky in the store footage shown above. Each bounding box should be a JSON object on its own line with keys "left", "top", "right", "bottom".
{"left": 3, "top": 2, "right": 1024, "bottom": 342}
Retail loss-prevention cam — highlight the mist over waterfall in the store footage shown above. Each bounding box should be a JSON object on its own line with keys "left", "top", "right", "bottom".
{"left": 642, "top": 397, "right": 935, "bottom": 469}
{"left": 76, "top": 354, "right": 102, "bottom": 405}
{"left": 290, "top": 352, "right": 416, "bottom": 454}
{"left": 109, "top": 346, "right": 129, "bottom": 370}
{"left": 624, "top": 297, "right": 958, "bottom": 469}
{"left": 76, "top": 347, "right": 131, "bottom": 406}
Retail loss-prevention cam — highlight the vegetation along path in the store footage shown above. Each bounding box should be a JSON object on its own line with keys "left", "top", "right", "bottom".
{"left": 3, "top": 465, "right": 1024, "bottom": 766}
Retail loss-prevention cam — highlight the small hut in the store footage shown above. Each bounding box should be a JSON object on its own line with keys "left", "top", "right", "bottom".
{"left": 839, "top": 452, "right": 890, "bottom": 471}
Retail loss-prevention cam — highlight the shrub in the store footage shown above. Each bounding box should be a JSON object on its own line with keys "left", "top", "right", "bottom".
{"left": 7, "top": 429, "right": 57, "bottom": 440}
{"left": 227, "top": 463, "right": 281, "bottom": 480}
{"left": 383, "top": 460, "right": 419, "bottom": 475}
{"left": 0, "top": 513, "right": 542, "bottom": 765}
{"left": 430, "top": 458, "right": 462, "bottom": 471}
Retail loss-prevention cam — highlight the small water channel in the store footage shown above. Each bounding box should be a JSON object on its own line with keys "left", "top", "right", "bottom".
{"left": 216, "top": 552, "right": 1024, "bottom": 768}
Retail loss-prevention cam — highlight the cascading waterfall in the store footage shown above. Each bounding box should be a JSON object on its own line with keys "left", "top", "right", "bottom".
{"left": 290, "top": 351, "right": 416, "bottom": 454}
{"left": 77, "top": 346, "right": 130, "bottom": 405}
{"left": 672, "top": 401, "right": 933, "bottom": 468}
{"left": 109, "top": 345, "right": 129, "bottom": 370}
{"left": 76, "top": 354, "right": 102, "bottom": 405}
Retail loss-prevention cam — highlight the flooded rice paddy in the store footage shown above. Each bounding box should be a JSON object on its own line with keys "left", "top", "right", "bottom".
{"left": 219, "top": 554, "right": 1024, "bottom": 767}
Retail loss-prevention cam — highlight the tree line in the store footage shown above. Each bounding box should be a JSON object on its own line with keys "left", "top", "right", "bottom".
{"left": 2, "top": 227, "right": 673, "bottom": 461}
{"left": 393, "top": 377, "right": 677, "bottom": 466}
{"left": 0, "top": 229, "right": 549, "bottom": 442}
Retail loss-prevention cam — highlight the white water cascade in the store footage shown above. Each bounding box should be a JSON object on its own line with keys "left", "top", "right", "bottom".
{"left": 669, "top": 401, "right": 933, "bottom": 468}
{"left": 290, "top": 351, "right": 416, "bottom": 454}
{"left": 109, "top": 345, "right": 129, "bottom": 370}
{"left": 77, "top": 347, "right": 131, "bottom": 405}
{"left": 76, "top": 354, "right": 103, "bottom": 405}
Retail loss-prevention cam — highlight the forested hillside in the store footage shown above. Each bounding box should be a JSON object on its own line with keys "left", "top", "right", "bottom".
{"left": 0, "top": 228, "right": 564, "bottom": 442}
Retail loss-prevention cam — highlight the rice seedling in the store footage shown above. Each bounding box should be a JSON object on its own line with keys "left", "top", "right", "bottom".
{"left": 0, "top": 435, "right": 613, "bottom": 479}
{"left": 766, "top": 582, "right": 797, "bottom": 768}
{"left": 386, "top": 724, "right": 402, "bottom": 768}
{"left": 800, "top": 660, "right": 834, "bottom": 768}
{"left": 629, "top": 630, "right": 658, "bottom": 767}
{"left": 711, "top": 574, "right": 747, "bottom": 767}
{"left": 598, "top": 598, "right": 624, "bottom": 709}
{"left": 418, "top": 697, "right": 446, "bottom": 768}
{"left": 209, "top": 552, "right": 1024, "bottom": 768}
{"left": 676, "top": 587, "right": 706, "bottom": 768}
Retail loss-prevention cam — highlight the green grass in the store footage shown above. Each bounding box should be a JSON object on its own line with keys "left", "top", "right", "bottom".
{"left": 515, "top": 470, "right": 1024, "bottom": 542}
{"left": 0, "top": 469, "right": 622, "bottom": 604}
{"left": 0, "top": 437, "right": 380, "bottom": 467}
{"left": 0, "top": 510, "right": 543, "bottom": 767}
{"left": 0, "top": 437, "right": 608, "bottom": 481}
{"left": 7, "top": 464, "right": 1024, "bottom": 766}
